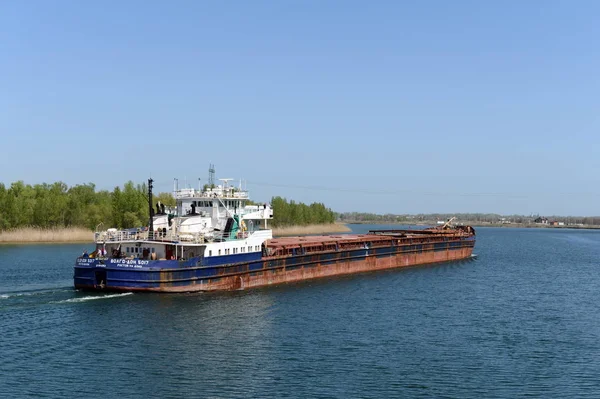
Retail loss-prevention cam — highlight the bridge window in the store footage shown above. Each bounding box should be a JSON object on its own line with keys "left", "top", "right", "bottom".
{"left": 209, "top": 250, "right": 212, "bottom": 256}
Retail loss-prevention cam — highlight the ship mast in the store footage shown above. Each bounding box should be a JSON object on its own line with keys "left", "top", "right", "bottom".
{"left": 148, "top": 178, "right": 154, "bottom": 236}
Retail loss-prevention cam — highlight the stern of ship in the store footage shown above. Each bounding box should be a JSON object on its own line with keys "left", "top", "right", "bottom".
{"left": 73, "top": 257, "right": 184, "bottom": 292}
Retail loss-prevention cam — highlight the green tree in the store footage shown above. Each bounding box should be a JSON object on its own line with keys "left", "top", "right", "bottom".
{"left": 154, "top": 192, "right": 176, "bottom": 208}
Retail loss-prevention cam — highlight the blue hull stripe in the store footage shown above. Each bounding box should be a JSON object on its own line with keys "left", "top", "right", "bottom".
{"left": 74, "top": 240, "right": 475, "bottom": 290}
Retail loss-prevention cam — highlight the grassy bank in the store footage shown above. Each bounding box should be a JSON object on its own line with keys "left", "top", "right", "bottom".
{"left": 271, "top": 223, "right": 351, "bottom": 237}
{"left": 0, "top": 223, "right": 352, "bottom": 243}
{"left": 0, "top": 227, "right": 94, "bottom": 243}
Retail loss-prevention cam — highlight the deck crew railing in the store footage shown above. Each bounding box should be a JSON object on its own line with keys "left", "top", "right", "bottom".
{"left": 94, "top": 229, "right": 250, "bottom": 244}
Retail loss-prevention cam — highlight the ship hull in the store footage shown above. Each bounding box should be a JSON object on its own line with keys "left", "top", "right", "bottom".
{"left": 74, "top": 238, "right": 475, "bottom": 292}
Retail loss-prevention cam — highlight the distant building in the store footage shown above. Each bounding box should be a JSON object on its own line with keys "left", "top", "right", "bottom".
{"left": 534, "top": 217, "right": 549, "bottom": 224}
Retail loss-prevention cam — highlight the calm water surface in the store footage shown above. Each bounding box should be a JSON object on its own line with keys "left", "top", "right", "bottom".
{"left": 1, "top": 226, "right": 600, "bottom": 398}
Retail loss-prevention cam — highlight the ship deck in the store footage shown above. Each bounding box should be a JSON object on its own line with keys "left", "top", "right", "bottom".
{"left": 264, "top": 229, "right": 473, "bottom": 257}
{"left": 268, "top": 230, "right": 469, "bottom": 246}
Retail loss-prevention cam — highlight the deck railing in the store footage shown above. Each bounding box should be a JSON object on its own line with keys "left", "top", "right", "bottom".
{"left": 94, "top": 229, "right": 250, "bottom": 244}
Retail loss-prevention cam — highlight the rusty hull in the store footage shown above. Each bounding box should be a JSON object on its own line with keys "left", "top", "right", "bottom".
{"left": 197, "top": 246, "right": 474, "bottom": 292}
{"left": 76, "top": 228, "right": 476, "bottom": 293}
{"left": 83, "top": 246, "right": 474, "bottom": 293}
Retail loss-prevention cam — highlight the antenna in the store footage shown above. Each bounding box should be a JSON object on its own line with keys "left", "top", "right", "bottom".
{"left": 198, "top": 178, "right": 201, "bottom": 191}
{"left": 208, "top": 164, "right": 215, "bottom": 187}
{"left": 219, "top": 178, "right": 233, "bottom": 188}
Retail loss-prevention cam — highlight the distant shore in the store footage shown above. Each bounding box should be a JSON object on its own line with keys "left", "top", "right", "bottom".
{"left": 0, "top": 223, "right": 353, "bottom": 244}
{"left": 271, "top": 223, "right": 351, "bottom": 237}
{"left": 3, "top": 221, "right": 598, "bottom": 244}
{"left": 0, "top": 227, "right": 94, "bottom": 244}
{"left": 346, "top": 221, "right": 600, "bottom": 230}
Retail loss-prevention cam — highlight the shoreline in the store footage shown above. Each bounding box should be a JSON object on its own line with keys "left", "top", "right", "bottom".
{"left": 345, "top": 221, "right": 600, "bottom": 230}
{"left": 0, "top": 224, "right": 353, "bottom": 244}
{"left": 271, "top": 223, "right": 351, "bottom": 237}
{"left": 6, "top": 220, "right": 600, "bottom": 245}
{"left": 0, "top": 227, "right": 94, "bottom": 245}
{"left": 3, "top": 221, "right": 598, "bottom": 244}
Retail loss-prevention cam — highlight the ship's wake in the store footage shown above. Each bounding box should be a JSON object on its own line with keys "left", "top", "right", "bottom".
{"left": 0, "top": 288, "right": 72, "bottom": 299}
{"left": 53, "top": 292, "right": 133, "bottom": 303}
{"left": 0, "top": 287, "right": 133, "bottom": 308}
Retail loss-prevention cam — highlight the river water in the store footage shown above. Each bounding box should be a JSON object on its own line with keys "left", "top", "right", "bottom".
{"left": 1, "top": 225, "right": 600, "bottom": 398}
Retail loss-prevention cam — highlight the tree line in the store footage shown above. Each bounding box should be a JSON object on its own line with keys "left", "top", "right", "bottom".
{"left": 337, "top": 212, "right": 513, "bottom": 223}
{"left": 270, "top": 196, "right": 336, "bottom": 227}
{"left": 0, "top": 181, "right": 335, "bottom": 231}
{"left": 337, "top": 212, "right": 600, "bottom": 226}
{"left": 0, "top": 181, "right": 173, "bottom": 231}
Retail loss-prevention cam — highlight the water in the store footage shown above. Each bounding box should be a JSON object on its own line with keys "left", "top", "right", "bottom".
{"left": 2, "top": 226, "right": 600, "bottom": 398}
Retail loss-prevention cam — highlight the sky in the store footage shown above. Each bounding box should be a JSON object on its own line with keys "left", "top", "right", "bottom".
{"left": 1, "top": 0, "right": 599, "bottom": 215}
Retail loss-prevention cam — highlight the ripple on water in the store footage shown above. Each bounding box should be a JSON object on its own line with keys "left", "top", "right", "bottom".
{"left": 2, "top": 230, "right": 600, "bottom": 398}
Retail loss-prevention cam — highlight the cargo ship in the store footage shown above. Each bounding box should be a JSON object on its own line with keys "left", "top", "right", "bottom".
{"left": 74, "top": 177, "right": 476, "bottom": 292}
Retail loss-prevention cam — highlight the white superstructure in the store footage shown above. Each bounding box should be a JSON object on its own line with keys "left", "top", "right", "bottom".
{"left": 92, "top": 174, "right": 273, "bottom": 262}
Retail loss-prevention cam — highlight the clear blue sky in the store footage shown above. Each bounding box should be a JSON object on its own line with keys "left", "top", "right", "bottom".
{"left": 1, "top": 1, "right": 599, "bottom": 215}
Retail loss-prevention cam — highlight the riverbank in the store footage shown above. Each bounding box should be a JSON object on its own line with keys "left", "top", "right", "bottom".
{"left": 346, "top": 221, "right": 600, "bottom": 230}
{"left": 0, "top": 223, "right": 352, "bottom": 244}
{"left": 0, "top": 227, "right": 94, "bottom": 244}
{"left": 271, "top": 223, "right": 351, "bottom": 236}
